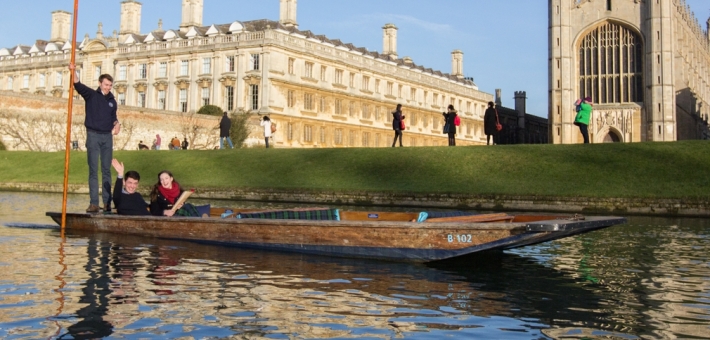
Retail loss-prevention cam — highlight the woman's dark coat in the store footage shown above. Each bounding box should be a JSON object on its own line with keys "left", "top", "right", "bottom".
{"left": 149, "top": 189, "right": 184, "bottom": 216}
{"left": 443, "top": 112, "right": 457, "bottom": 135}
{"left": 219, "top": 115, "right": 231, "bottom": 138}
{"left": 484, "top": 107, "right": 498, "bottom": 136}
{"left": 392, "top": 110, "right": 403, "bottom": 130}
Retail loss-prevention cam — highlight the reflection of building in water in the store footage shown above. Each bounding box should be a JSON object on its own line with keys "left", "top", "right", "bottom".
{"left": 0, "top": 0, "right": 497, "bottom": 148}
{"left": 550, "top": 0, "right": 710, "bottom": 143}
{"left": 545, "top": 225, "right": 710, "bottom": 339}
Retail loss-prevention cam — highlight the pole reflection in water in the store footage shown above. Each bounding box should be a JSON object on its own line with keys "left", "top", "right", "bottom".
{"left": 62, "top": 238, "right": 114, "bottom": 339}
{"left": 49, "top": 237, "right": 67, "bottom": 339}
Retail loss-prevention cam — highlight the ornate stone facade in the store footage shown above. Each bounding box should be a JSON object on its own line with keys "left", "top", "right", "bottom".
{"left": 550, "top": 0, "right": 710, "bottom": 143}
{"left": 0, "top": 0, "right": 494, "bottom": 148}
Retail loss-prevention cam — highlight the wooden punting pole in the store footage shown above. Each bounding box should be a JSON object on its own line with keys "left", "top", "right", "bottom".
{"left": 61, "top": 0, "right": 80, "bottom": 234}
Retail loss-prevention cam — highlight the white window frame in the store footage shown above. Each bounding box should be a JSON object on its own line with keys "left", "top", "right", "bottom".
{"left": 201, "top": 87, "right": 210, "bottom": 106}
{"left": 334, "top": 99, "right": 342, "bottom": 115}
{"left": 179, "top": 89, "right": 188, "bottom": 112}
{"left": 304, "top": 93, "right": 314, "bottom": 111}
{"left": 180, "top": 60, "right": 189, "bottom": 76}
{"left": 55, "top": 72, "right": 63, "bottom": 86}
{"left": 225, "top": 85, "right": 234, "bottom": 111}
{"left": 304, "top": 62, "right": 313, "bottom": 78}
{"left": 250, "top": 54, "right": 260, "bottom": 71}
{"left": 158, "top": 90, "right": 166, "bottom": 110}
{"left": 119, "top": 65, "right": 127, "bottom": 81}
{"left": 202, "top": 57, "right": 211, "bottom": 74}
{"left": 335, "top": 69, "right": 343, "bottom": 85}
{"left": 287, "top": 90, "right": 295, "bottom": 108}
{"left": 226, "top": 56, "right": 235, "bottom": 72}
{"left": 138, "top": 63, "right": 147, "bottom": 79}
{"left": 249, "top": 84, "right": 259, "bottom": 110}
{"left": 159, "top": 62, "right": 167, "bottom": 77}
{"left": 137, "top": 91, "right": 146, "bottom": 108}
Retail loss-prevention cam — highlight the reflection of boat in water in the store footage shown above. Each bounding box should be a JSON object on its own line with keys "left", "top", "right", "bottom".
{"left": 56, "top": 230, "right": 616, "bottom": 338}
{"left": 47, "top": 209, "right": 626, "bottom": 262}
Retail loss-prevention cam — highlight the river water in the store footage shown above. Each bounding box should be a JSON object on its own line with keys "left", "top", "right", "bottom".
{"left": 0, "top": 192, "right": 708, "bottom": 339}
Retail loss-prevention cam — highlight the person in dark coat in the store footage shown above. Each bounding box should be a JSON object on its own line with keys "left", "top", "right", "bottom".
{"left": 219, "top": 112, "right": 234, "bottom": 149}
{"left": 181, "top": 138, "right": 189, "bottom": 150}
{"left": 69, "top": 63, "right": 120, "bottom": 213}
{"left": 391, "top": 104, "right": 405, "bottom": 147}
{"left": 149, "top": 170, "right": 185, "bottom": 217}
{"left": 483, "top": 101, "right": 499, "bottom": 145}
{"left": 442, "top": 104, "right": 458, "bottom": 146}
{"left": 111, "top": 159, "right": 150, "bottom": 216}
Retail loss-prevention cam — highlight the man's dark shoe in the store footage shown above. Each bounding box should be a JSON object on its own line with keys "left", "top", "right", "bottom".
{"left": 86, "top": 204, "right": 100, "bottom": 213}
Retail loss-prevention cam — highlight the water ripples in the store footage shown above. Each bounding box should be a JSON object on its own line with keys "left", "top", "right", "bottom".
{"left": 0, "top": 193, "right": 709, "bottom": 338}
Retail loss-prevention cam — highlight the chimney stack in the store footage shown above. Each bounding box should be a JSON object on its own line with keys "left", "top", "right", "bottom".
{"left": 279, "top": 0, "right": 298, "bottom": 28}
{"left": 514, "top": 91, "right": 527, "bottom": 129}
{"left": 50, "top": 10, "right": 71, "bottom": 43}
{"left": 119, "top": 1, "right": 142, "bottom": 41}
{"left": 383, "top": 23, "right": 398, "bottom": 59}
{"left": 180, "top": 0, "right": 203, "bottom": 33}
{"left": 495, "top": 89, "right": 502, "bottom": 107}
{"left": 451, "top": 50, "right": 463, "bottom": 78}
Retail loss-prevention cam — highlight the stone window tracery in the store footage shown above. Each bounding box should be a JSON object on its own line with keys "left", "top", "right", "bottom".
{"left": 579, "top": 22, "right": 643, "bottom": 104}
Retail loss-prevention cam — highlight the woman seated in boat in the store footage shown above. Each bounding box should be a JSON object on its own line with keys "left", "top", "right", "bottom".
{"left": 111, "top": 159, "right": 150, "bottom": 216}
{"left": 149, "top": 170, "right": 186, "bottom": 217}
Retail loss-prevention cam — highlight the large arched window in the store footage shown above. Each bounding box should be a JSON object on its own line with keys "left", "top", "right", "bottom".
{"left": 579, "top": 22, "right": 643, "bottom": 104}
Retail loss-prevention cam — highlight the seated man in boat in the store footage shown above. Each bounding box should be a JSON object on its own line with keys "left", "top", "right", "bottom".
{"left": 149, "top": 170, "right": 189, "bottom": 217}
{"left": 111, "top": 159, "right": 150, "bottom": 216}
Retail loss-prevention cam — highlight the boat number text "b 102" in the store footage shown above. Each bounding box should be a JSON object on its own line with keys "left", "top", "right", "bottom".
{"left": 447, "top": 234, "right": 473, "bottom": 243}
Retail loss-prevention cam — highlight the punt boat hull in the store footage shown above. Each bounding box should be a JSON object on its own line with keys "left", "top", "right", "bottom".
{"left": 46, "top": 212, "right": 626, "bottom": 263}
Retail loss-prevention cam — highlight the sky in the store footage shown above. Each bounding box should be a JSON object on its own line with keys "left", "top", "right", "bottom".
{"left": 1, "top": 0, "right": 708, "bottom": 117}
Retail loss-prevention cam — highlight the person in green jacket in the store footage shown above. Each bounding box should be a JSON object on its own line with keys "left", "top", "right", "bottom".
{"left": 574, "top": 96, "right": 593, "bottom": 144}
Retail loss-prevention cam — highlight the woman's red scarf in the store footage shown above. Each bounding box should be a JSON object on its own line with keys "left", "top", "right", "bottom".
{"left": 158, "top": 182, "right": 181, "bottom": 204}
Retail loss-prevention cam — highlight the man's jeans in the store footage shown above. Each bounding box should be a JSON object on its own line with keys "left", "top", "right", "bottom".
{"left": 220, "top": 136, "right": 234, "bottom": 149}
{"left": 86, "top": 131, "right": 113, "bottom": 207}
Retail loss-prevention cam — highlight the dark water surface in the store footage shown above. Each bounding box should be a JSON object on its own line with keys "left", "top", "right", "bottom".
{"left": 0, "top": 192, "right": 709, "bottom": 339}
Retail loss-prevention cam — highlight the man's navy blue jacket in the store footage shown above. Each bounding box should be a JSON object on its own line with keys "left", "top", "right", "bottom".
{"left": 74, "top": 81, "right": 118, "bottom": 133}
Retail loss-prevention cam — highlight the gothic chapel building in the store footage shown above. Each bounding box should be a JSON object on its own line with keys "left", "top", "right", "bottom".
{"left": 0, "top": 0, "right": 494, "bottom": 148}
{"left": 550, "top": 0, "right": 710, "bottom": 143}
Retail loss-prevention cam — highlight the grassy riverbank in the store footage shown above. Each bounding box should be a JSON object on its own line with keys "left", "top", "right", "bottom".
{"left": 0, "top": 141, "right": 708, "bottom": 199}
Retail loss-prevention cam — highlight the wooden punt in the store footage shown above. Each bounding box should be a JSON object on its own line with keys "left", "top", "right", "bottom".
{"left": 46, "top": 209, "right": 626, "bottom": 263}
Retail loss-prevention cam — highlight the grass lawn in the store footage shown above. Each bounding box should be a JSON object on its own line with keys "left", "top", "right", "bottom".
{"left": 0, "top": 141, "right": 708, "bottom": 199}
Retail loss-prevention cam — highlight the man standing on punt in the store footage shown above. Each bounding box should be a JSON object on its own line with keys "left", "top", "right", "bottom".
{"left": 69, "top": 63, "right": 120, "bottom": 213}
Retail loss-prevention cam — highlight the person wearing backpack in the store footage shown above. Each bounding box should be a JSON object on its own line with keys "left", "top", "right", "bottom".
{"left": 574, "top": 96, "right": 593, "bottom": 144}
{"left": 260, "top": 115, "right": 273, "bottom": 148}
{"left": 442, "top": 104, "right": 458, "bottom": 146}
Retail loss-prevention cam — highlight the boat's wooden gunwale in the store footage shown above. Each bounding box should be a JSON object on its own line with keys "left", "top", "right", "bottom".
{"left": 71, "top": 213, "right": 530, "bottom": 231}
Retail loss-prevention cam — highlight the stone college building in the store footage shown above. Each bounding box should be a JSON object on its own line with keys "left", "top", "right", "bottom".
{"left": 550, "top": 0, "right": 710, "bottom": 143}
{"left": 0, "top": 0, "right": 496, "bottom": 149}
